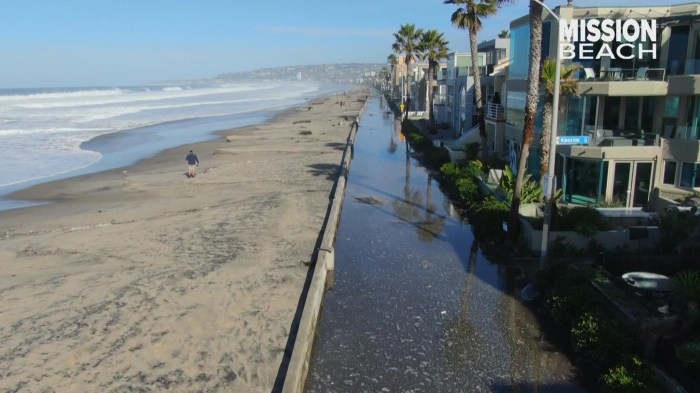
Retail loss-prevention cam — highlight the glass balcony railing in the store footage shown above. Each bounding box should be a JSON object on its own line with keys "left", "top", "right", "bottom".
{"left": 578, "top": 66, "right": 666, "bottom": 81}
{"left": 583, "top": 127, "right": 661, "bottom": 147}
{"left": 674, "top": 126, "right": 700, "bottom": 141}
{"left": 684, "top": 59, "right": 700, "bottom": 75}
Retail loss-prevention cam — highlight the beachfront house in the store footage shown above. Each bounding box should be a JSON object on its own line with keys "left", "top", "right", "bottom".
{"left": 439, "top": 52, "right": 487, "bottom": 138}
{"left": 479, "top": 37, "right": 510, "bottom": 157}
{"left": 501, "top": 1, "right": 700, "bottom": 211}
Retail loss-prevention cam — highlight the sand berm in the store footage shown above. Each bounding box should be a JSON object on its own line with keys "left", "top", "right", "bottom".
{"left": 0, "top": 88, "right": 370, "bottom": 392}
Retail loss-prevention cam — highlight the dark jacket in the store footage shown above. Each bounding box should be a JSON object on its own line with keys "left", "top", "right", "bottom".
{"left": 186, "top": 153, "right": 199, "bottom": 165}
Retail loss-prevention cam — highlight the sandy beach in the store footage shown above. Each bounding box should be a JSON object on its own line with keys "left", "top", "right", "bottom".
{"left": 0, "top": 88, "right": 368, "bottom": 392}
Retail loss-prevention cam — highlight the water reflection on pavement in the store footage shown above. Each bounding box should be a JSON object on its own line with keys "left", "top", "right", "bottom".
{"left": 305, "top": 95, "right": 585, "bottom": 393}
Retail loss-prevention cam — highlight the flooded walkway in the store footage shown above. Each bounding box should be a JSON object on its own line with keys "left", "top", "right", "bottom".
{"left": 305, "top": 95, "right": 585, "bottom": 393}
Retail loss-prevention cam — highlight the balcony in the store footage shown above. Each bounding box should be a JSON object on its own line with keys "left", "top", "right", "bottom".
{"left": 486, "top": 103, "right": 505, "bottom": 121}
{"left": 579, "top": 66, "right": 666, "bottom": 82}
{"left": 584, "top": 128, "right": 660, "bottom": 147}
{"left": 433, "top": 94, "right": 447, "bottom": 106}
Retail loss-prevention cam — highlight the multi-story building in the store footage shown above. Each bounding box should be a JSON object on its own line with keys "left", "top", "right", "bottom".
{"left": 503, "top": 1, "right": 700, "bottom": 210}
{"left": 438, "top": 52, "right": 487, "bottom": 137}
{"left": 479, "top": 38, "right": 510, "bottom": 156}
{"left": 391, "top": 57, "right": 436, "bottom": 114}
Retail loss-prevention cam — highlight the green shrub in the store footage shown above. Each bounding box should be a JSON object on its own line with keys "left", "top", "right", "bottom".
{"left": 463, "top": 142, "right": 480, "bottom": 161}
{"left": 550, "top": 236, "right": 584, "bottom": 258}
{"left": 533, "top": 261, "right": 568, "bottom": 295}
{"left": 556, "top": 207, "right": 611, "bottom": 237}
{"left": 498, "top": 166, "right": 542, "bottom": 203}
{"left": 571, "top": 312, "right": 600, "bottom": 356}
{"left": 401, "top": 119, "right": 432, "bottom": 152}
{"left": 677, "top": 339, "right": 700, "bottom": 369}
{"left": 601, "top": 357, "right": 659, "bottom": 393}
{"left": 542, "top": 265, "right": 596, "bottom": 330}
{"left": 673, "top": 270, "right": 700, "bottom": 304}
{"left": 469, "top": 196, "right": 509, "bottom": 241}
{"left": 424, "top": 147, "right": 450, "bottom": 169}
{"left": 440, "top": 163, "right": 465, "bottom": 184}
{"left": 660, "top": 208, "right": 699, "bottom": 254}
{"left": 456, "top": 177, "right": 480, "bottom": 204}
{"left": 465, "top": 160, "right": 486, "bottom": 181}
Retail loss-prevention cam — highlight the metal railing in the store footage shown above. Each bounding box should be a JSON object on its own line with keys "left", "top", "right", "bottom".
{"left": 433, "top": 94, "right": 447, "bottom": 105}
{"left": 486, "top": 103, "right": 505, "bottom": 120}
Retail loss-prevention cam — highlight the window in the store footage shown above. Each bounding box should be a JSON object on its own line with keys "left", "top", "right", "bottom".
{"left": 509, "top": 24, "right": 530, "bottom": 79}
{"left": 680, "top": 162, "right": 700, "bottom": 188}
{"left": 663, "top": 161, "right": 677, "bottom": 185}
{"left": 506, "top": 91, "right": 526, "bottom": 130}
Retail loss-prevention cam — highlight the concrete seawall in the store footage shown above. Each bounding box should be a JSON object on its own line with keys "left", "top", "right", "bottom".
{"left": 280, "top": 95, "right": 368, "bottom": 393}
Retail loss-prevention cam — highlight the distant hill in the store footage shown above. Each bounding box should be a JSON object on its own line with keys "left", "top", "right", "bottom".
{"left": 213, "top": 63, "right": 385, "bottom": 84}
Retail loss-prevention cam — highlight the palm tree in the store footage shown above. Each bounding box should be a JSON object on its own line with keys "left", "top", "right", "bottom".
{"left": 387, "top": 54, "right": 399, "bottom": 98}
{"left": 539, "top": 58, "right": 580, "bottom": 176}
{"left": 445, "top": 0, "right": 498, "bottom": 161}
{"left": 498, "top": 29, "right": 510, "bottom": 38}
{"left": 393, "top": 24, "right": 424, "bottom": 120}
{"left": 419, "top": 30, "right": 450, "bottom": 128}
{"left": 508, "top": 0, "right": 544, "bottom": 242}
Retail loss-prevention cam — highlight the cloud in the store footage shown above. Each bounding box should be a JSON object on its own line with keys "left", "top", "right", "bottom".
{"left": 256, "top": 26, "right": 392, "bottom": 37}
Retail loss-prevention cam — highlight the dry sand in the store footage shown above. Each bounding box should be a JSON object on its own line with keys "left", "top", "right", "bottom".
{"left": 0, "top": 88, "right": 369, "bottom": 392}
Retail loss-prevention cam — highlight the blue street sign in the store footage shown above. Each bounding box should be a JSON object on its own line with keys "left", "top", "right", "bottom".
{"left": 556, "top": 135, "right": 590, "bottom": 145}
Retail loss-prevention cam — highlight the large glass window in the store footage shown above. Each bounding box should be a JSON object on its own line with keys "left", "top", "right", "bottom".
{"left": 641, "top": 97, "right": 655, "bottom": 134}
{"left": 542, "top": 21, "right": 552, "bottom": 60}
{"left": 506, "top": 91, "right": 526, "bottom": 130}
{"left": 633, "top": 162, "right": 653, "bottom": 207}
{"left": 565, "top": 96, "right": 585, "bottom": 136}
{"left": 510, "top": 24, "right": 530, "bottom": 79}
{"left": 692, "top": 29, "right": 700, "bottom": 74}
{"left": 603, "top": 97, "right": 621, "bottom": 130}
{"left": 663, "top": 97, "right": 680, "bottom": 137}
{"left": 680, "top": 163, "right": 700, "bottom": 188}
{"left": 667, "top": 25, "right": 690, "bottom": 76}
{"left": 567, "top": 159, "right": 607, "bottom": 204}
{"left": 624, "top": 97, "right": 640, "bottom": 131}
{"left": 663, "top": 161, "right": 677, "bottom": 185}
{"left": 614, "top": 162, "right": 632, "bottom": 206}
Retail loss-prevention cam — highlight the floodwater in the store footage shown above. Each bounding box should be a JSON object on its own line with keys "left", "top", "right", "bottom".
{"left": 305, "top": 95, "right": 585, "bottom": 393}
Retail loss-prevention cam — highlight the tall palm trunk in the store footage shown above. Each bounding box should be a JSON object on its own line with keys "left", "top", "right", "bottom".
{"left": 540, "top": 97, "right": 553, "bottom": 177}
{"left": 405, "top": 57, "right": 412, "bottom": 120}
{"left": 427, "top": 63, "right": 435, "bottom": 126}
{"left": 508, "top": 0, "right": 543, "bottom": 242}
{"left": 469, "top": 21, "right": 486, "bottom": 161}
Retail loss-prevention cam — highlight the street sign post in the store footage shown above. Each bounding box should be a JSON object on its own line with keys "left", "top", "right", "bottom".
{"left": 556, "top": 135, "right": 589, "bottom": 145}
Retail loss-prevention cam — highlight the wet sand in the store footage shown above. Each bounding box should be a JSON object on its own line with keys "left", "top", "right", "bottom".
{"left": 0, "top": 88, "right": 368, "bottom": 392}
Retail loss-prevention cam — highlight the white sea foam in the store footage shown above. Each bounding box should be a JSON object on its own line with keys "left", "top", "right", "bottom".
{"left": 0, "top": 81, "right": 337, "bottom": 189}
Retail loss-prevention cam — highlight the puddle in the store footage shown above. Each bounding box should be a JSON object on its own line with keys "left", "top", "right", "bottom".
{"left": 305, "top": 95, "right": 585, "bottom": 392}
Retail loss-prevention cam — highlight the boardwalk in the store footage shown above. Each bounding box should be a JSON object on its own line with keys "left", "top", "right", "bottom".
{"left": 306, "top": 95, "right": 585, "bottom": 393}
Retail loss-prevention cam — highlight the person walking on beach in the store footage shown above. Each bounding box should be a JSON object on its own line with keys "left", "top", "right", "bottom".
{"left": 186, "top": 150, "right": 199, "bottom": 178}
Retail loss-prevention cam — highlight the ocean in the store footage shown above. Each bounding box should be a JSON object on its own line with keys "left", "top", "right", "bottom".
{"left": 0, "top": 81, "right": 347, "bottom": 210}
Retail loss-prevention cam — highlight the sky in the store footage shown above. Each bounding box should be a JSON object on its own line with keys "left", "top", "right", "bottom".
{"left": 0, "top": 0, "right": 681, "bottom": 88}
